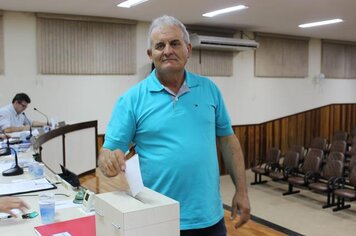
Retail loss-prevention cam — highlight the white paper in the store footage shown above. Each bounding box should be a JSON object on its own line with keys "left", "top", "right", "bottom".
{"left": 0, "top": 178, "right": 54, "bottom": 196}
{"left": 124, "top": 154, "right": 144, "bottom": 197}
{"left": 55, "top": 200, "right": 79, "bottom": 210}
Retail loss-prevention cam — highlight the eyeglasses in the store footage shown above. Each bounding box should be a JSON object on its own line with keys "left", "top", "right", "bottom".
{"left": 19, "top": 103, "right": 28, "bottom": 109}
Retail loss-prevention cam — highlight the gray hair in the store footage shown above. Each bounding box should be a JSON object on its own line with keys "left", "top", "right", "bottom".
{"left": 147, "top": 15, "right": 190, "bottom": 49}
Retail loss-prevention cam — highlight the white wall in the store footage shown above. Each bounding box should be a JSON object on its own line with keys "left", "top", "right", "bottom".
{"left": 1, "top": 12, "right": 356, "bottom": 133}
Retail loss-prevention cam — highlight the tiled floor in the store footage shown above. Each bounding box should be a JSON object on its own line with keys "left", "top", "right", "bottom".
{"left": 220, "top": 170, "right": 356, "bottom": 236}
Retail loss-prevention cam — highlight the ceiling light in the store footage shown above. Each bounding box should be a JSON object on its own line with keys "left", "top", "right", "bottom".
{"left": 117, "top": 0, "right": 149, "bottom": 8}
{"left": 298, "top": 19, "right": 343, "bottom": 28}
{"left": 203, "top": 5, "right": 248, "bottom": 17}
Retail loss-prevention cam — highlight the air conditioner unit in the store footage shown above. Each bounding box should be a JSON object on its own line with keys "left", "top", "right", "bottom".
{"left": 190, "top": 34, "right": 259, "bottom": 51}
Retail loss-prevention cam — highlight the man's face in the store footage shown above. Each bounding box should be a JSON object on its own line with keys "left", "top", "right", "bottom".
{"left": 14, "top": 100, "right": 28, "bottom": 114}
{"left": 147, "top": 25, "right": 192, "bottom": 75}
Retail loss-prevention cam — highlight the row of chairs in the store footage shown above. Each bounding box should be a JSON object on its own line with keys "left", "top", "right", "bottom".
{"left": 251, "top": 145, "right": 356, "bottom": 212}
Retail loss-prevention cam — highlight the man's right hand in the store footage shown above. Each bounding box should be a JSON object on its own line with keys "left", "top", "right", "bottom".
{"left": 98, "top": 148, "right": 126, "bottom": 177}
{"left": 0, "top": 197, "right": 29, "bottom": 217}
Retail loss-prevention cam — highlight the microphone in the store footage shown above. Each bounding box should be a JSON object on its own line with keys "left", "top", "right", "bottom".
{"left": 34, "top": 107, "right": 49, "bottom": 126}
{"left": 1, "top": 146, "right": 24, "bottom": 176}
{"left": 0, "top": 130, "right": 11, "bottom": 156}
{"left": 22, "top": 112, "right": 32, "bottom": 140}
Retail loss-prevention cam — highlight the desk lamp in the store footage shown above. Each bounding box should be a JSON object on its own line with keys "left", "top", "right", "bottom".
{"left": 1, "top": 147, "right": 24, "bottom": 176}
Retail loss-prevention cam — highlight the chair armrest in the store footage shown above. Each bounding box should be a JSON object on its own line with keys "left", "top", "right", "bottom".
{"left": 332, "top": 177, "right": 346, "bottom": 189}
{"left": 305, "top": 171, "right": 320, "bottom": 184}
{"left": 283, "top": 167, "right": 297, "bottom": 178}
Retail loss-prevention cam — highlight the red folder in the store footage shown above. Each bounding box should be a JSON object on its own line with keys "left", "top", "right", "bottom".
{"left": 34, "top": 215, "right": 95, "bottom": 236}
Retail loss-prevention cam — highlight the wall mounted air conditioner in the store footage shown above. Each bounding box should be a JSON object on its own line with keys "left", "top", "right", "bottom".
{"left": 190, "top": 34, "right": 259, "bottom": 51}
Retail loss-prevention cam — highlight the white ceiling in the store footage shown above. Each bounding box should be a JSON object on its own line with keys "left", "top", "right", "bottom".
{"left": 1, "top": 0, "right": 355, "bottom": 41}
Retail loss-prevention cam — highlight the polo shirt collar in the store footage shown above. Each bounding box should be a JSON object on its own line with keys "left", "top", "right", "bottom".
{"left": 147, "top": 69, "right": 200, "bottom": 92}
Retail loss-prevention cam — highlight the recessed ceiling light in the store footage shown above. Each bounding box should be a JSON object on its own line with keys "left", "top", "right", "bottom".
{"left": 203, "top": 5, "right": 248, "bottom": 18}
{"left": 298, "top": 19, "right": 343, "bottom": 28}
{"left": 117, "top": 0, "right": 149, "bottom": 8}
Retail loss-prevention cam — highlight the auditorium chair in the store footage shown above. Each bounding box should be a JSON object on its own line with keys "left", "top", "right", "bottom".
{"left": 309, "top": 137, "right": 328, "bottom": 152}
{"left": 269, "top": 151, "right": 300, "bottom": 181}
{"left": 346, "top": 143, "right": 356, "bottom": 159}
{"left": 283, "top": 148, "right": 323, "bottom": 196}
{"left": 289, "top": 144, "right": 305, "bottom": 164}
{"left": 326, "top": 151, "right": 345, "bottom": 162}
{"left": 250, "top": 147, "right": 280, "bottom": 185}
{"left": 332, "top": 156, "right": 356, "bottom": 212}
{"left": 308, "top": 159, "right": 344, "bottom": 208}
{"left": 332, "top": 130, "right": 348, "bottom": 142}
{"left": 328, "top": 140, "right": 347, "bottom": 154}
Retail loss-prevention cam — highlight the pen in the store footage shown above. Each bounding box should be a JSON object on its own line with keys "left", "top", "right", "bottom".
{"left": 0, "top": 215, "right": 12, "bottom": 220}
{"left": 0, "top": 212, "right": 38, "bottom": 220}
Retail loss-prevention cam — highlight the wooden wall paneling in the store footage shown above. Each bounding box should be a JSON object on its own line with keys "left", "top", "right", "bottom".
{"left": 247, "top": 126, "right": 256, "bottom": 167}
{"left": 308, "top": 110, "right": 316, "bottom": 142}
{"left": 272, "top": 120, "right": 281, "bottom": 149}
{"left": 265, "top": 122, "right": 274, "bottom": 162}
{"left": 332, "top": 104, "right": 342, "bottom": 137}
{"left": 296, "top": 113, "right": 306, "bottom": 146}
{"left": 237, "top": 126, "right": 248, "bottom": 157}
{"left": 345, "top": 104, "right": 353, "bottom": 132}
{"left": 304, "top": 110, "right": 312, "bottom": 148}
{"left": 254, "top": 125, "right": 261, "bottom": 168}
{"left": 319, "top": 106, "right": 330, "bottom": 140}
{"left": 258, "top": 124, "right": 267, "bottom": 164}
{"left": 352, "top": 105, "right": 356, "bottom": 130}
{"left": 280, "top": 118, "right": 289, "bottom": 154}
{"left": 287, "top": 115, "right": 297, "bottom": 147}
{"left": 340, "top": 104, "right": 346, "bottom": 131}
{"left": 261, "top": 124, "right": 266, "bottom": 157}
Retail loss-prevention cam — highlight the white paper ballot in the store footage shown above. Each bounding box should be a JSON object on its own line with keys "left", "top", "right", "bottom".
{"left": 124, "top": 154, "right": 144, "bottom": 197}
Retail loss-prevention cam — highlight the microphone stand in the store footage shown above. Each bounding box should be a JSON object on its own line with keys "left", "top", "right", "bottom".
{"left": 33, "top": 107, "right": 49, "bottom": 127}
{"left": 23, "top": 112, "right": 32, "bottom": 140}
{"left": 1, "top": 146, "right": 24, "bottom": 176}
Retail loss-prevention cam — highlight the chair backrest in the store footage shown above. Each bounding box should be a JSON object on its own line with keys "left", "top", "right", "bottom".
{"left": 329, "top": 140, "right": 347, "bottom": 154}
{"left": 352, "top": 127, "right": 356, "bottom": 138}
{"left": 265, "top": 147, "right": 280, "bottom": 164}
{"left": 283, "top": 151, "right": 300, "bottom": 169}
{"left": 310, "top": 137, "right": 327, "bottom": 150}
{"left": 352, "top": 136, "right": 356, "bottom": 146}
{"left": 348, "top": 155, "right": 356, "bottom": 173}
{"left": 327, "top": 151, "right": 345, "bottom": 163}
{"left": 348, "top": 165, "right": 356, "bottom": 187}
{"left": 332, "top": 130, "right": 348, "bottom": 142}
{"left": 290, "top": 145, "right": 305, "bottom": 162}
{"left": 322, "top": 159, "right": 344, "bottom": 180}
{"left": 349, "top": 144, "right": 356, "bottom": 156}
{"left": 302, "top": 148, "right": 323, "bottom": 174}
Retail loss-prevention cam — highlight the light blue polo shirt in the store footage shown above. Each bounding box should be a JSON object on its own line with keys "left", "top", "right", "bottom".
{"left": 104, "top": 70, "right": 233, "bottom": 230}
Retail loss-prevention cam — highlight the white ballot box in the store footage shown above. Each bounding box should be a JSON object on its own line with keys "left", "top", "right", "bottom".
{"left": 95, "top": 187, "right": 180, "bottom": 236}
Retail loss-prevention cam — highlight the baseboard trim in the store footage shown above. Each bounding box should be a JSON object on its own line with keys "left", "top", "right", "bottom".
{"left": 223, "top": 204, "right": 304, "bottom": 236}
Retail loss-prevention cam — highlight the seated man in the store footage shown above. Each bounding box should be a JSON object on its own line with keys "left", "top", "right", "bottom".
{"left": 0, "top": 93, "right": 46, "bottom": 133}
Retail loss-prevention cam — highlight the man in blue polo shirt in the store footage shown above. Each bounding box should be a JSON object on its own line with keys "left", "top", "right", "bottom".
{"left": 99, "top": 15, "right": 250, "bottom": 236}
